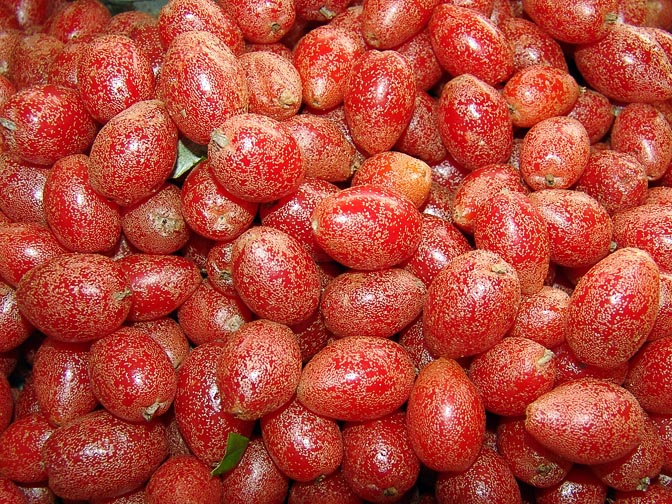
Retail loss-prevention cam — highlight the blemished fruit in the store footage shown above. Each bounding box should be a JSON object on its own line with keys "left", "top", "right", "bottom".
{"left": 2, "top": 0, "right": 672, "bottom": 499}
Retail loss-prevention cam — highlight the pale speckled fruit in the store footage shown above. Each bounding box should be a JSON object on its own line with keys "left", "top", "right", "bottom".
{"left": 145, "top": 455, "right": 222, "bottom": 504}
{"left": 625, "top": 338, "right": 672, "bottom": 415}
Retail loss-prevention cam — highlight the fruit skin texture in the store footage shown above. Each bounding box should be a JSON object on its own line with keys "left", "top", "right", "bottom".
{"left": 564, "top": 247, "right": 660, "bottom": 369}
{"left": 405, "top": 358, "right": 486, "bottom": 472}
{"left": 508, "top": 286, "right": 570, "bottom": 348}
{"left": 360, "top": 0, "right": 439, "bottom": 49}
{"left": 423, "top": 249, "right": 521, "bottom": 358}
{"left": 0, "top": 280, "right": 34, "bottom": 353}
{"left": 534, "top": 465, "right": 607, "bottom": 504}
{"left": 525, "top": 378, "right": 647, "bottom": 465}
{"left": 437, "top": 74, "right": 513, "bottom": 171}
{"left": 42, "top": 410, "right": 168, "bottom": 501}
{"left": 0, "top": 413, "right": 56, "bottom": 483}
{"left": 15, "top": 253, "right": 132, "bottom": 343}
{"left": 296, "top": 336, "right": 415, "bottom": 422}
{"left": 287, "top": 469, "right": 363, "bottom": 504}
{"left": 625, "top": 338, "right": 672, "bottom": 415}
{"left": 145, "top": 455, "right": 222, "bottom": 504}
{"left": 343, "top": 50, "right": 416, "bottom": 155}
{"left": 88, "top": 99, "right": 179, "bottom": 207}
{"left": 311, "top": 184, "right": 423, "bottom": 271}
{"left": 0, "top": 153, "right": 49, "bottom": 226}
{"left": 0, "top": 374, "right": 10, "bottom": 433}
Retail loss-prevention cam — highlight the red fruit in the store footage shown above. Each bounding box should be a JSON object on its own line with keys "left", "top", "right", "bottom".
{"left": 0, "top": 280, "right": 33, "bottom": 352}
{"left": 522, "top": 0, "right": 617, "bottom": 43}
{"left": 436, "top": 74, "right": 514, "bottom": 171}
{"left": 118, "top": 253, "right": 201, "bottom": 321}
{"left": 567, "top": 87, "right": 615, "bottom": 144}
{"left": 0, "top": 154, "right": 48, "bottom": 225}
{"left": 216, "top": 319, "right": 302, "bottom": 420}
{"left": 525, "top": 378, "right": 647, "bottom": 464}
{"left": 534, "top": 466, "right": 608, "bottom": 504}
{"left": 574, "top": 23, "right": 672, "bottom": 103}
{"left": 520, "top": 116, "right": 590, "bottom": 191}
{"left": 8, "top": 33, "right": 63, "bottom": 90}
{"left": 42, "top": 410, "right": 168, "bottom": 501}
{"left": 261, "top": 396, "right": 343, "bottom": 482}
{"left": 156, "top": 30, "right": 248, "bottom": 145}
{"left": 209, "top": 113, "right": 304, "bottom": 203}
{"left": 46, "top": 0, "right": 110, "bottom": 43}
{"left": 0, "top": 374, "right": 9, "bottom": 433}
{"left": 651, "top": 413, "right": 672, "bottom": 471}
{"left": 406, "top": 358, "right": 486, "bottom": 472}
{"left": 360, "top": 0, "right": 439, "bottom": 48}
{"left": 223, "top": 0, "right": 295, "bottom": 43}
{"left": 528, "top": 189, "right": 613, "bottom": 269}
{"left": 398, "top": 317, "right": 435, "bottom": 372}
{"left": 47, "top": 39, "right": 88, "bottom": 90}
{"left": 0, "top": 479, "right": 27, "bottom": 504}
{"left": 435, "top": 447, "right": 522, "bottom": 504}
{"left": 625, "top": 338, "right": 672, "bottom": 414}
{"left": 423, "top": 249, "right": 521, "bottom": 358}
{"left": 469, "top": 337, "right": 556, "bottom": 416}
{"left": 498, "top": 17, "right": 568, "bottom": 72}
{"left": 146, "top": 455, "right": 222, "bottom": 504}
{"left": 502, "top": 65, "right": 580, "bottom": 128}
{"left": 204, "top": 240, "right": 236, "bottom": 297}
{"left": 508, "top": 286, "right": 570, "bottom": 348}
{"left": 343, "top": 50, "right": 415, "bottom": 155}
{"left": 296, "top": 336, "right": 415, "bottom": 422}
{"left": 174, "top": 341, "right": 255, "bottom": 467}
{"left": 650, "top": 273, "right": 672, "bottom": 341}
{"left": 612, "top": 102, "right": 672, "bottom": 181}
{"left": 552, "top": 341, "right": 629, "bottom": 386}
{"left": 394, "top": 90, "right": 447, "bottom": 166}
{"left": 565, "top": 248, "right": 660, "bottom": 369}
{"left": 157, "top": 0, "right": 244, "bottom": 54}
{"left": 341, "top": 411, "right": 420, "bottom": 503}
{"left": 646, "top": 186, "right": 672, "bottom": 206}
{"left": 0, "top": 413, "right": 56, "bottom": 483}
{"left": 294, "top": 0, "right": 350, "bottom": 21}
{"left": 43, "top": 154, "right": 121, "bottom": 253}
{"left": 613, "top": 482, "right": 672, "bottom": 503}
{"left": 32, "top": 338, "right": 98, "bottom": 426}
{"left": 15, "top": 253, "right": 131, "bottom": 343}
{"left": 130, "top": 317, "right": 190, "bottom": 369}
{"left": 496, "top": 416, "right": 573, "bottom": 489}
{"left": 288, "top": 470, "right": 363, "bottom": 504}
{"left": 220, "top": 437, "right": 289, "bottom": 504}
{"left": 311, "top": 185, "right": 423, "bottom": 271}
{"left": 89, "top": 326, "right": 177, "bottom": 422}
{"left": 0, "top": 84, "right": 96, "bottom": 166}
{"left": 104, "top": 10, "right": 156, "bottom": 36}
{"left": 474, "top": 191, "right": 550, "bottom": 295}
{"left": 395, "top": 30, "right": 444, "bottom": 93}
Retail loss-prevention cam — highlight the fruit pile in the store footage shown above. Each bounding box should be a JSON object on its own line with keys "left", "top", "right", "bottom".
{"left": 0, "top": 0, "right": 672, "bottom": 502}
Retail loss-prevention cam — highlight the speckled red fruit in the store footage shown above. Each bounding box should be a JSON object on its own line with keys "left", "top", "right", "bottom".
{"left": 104, "top": 10, "right": 156, "bottom": 36}
{"left": 568, "top": 88, "right": 615, "bottom": 144}
{"left": 209, "top": 113, "right": 304, "bottom": 203}
{"left": 625, "top": 338, "right": 672, "bottom": 414}
{"left": 574, "top": 23, "right": 672, "bottom": 103}
{"left": 534, "top": 465, "right": 607, "bottom": 504}
{"left": 522, "top": 0, "right": 617, "bottom": 43}
{"left": 0, "top": 413, "right": 55, "bottom": 483}
{"left": 311, "top": 185, "right": 423, "bottom": 271}
{"left": 498, "top": 17, "right": 568, "bottom": 72}
{"left": 47, "top": 39, "right": 88, "bottom": 90}
{"left": 423, "top": 249, "right": 521, "bottom": 358}
{"left": 288, "top": 470, "right": 363, "bottom": 504}
{"left": 528, "top": 189, "right": 613, "bottom": 269}
{"left": 296, "top": 336, "right": 415, "bottom": 422}
{"left": 88, "top": 99, "right": 178, "bottom": 207}
{"left": 44, "top": 154, "right": 121, "bottom": 253}
{"left": 15, "top": 253, "right": 131, "bottom": 342}
{"left": 204, "top": 241, "right": 236, "bottom": 297}
{"left": 321, "top": 268, "right": 426, "bottom": 339}
{"left": 224, "top": 0, "right": 295, "bottom": 43}
{"left": 0, "top": 281, "right": 33, "bottom": 352}
{"left": 565, "top": 247, "right": 660, "bottom": 369}
{"left": 156, "top": 30, "right": 248, "bottom": 145}
{"left": 46, "top": 0, "right": 110, "bottom": 43}
{"left": 552, "top": 341, "right": 629, "bottom": 386}
{"left": 220, "top": 437, "right": 289, "bottom": 504}
{"left": 0, "top": 375, "right": 9, "bottom": 432}
{"left": 32, "top": 338, "right": 97, "bottom": 426}
{"left": 650, "top": 273, "right": 672, "bottom": 341}
{"left": 146, "top": 455, "right": 222, "bottom": 504}
{"left": 174, "top": 341, "right": 254, "bottom": 466}
{"left": 394, "top": 90, "right": 447, "bottom": 165}
{"left": 0, "top": 84, "right": 96, "bottom": 166}
{"left": 118, "top": 253, "right": 201, "bottom": 321}
{"left": 0, "top": 478, "right": 27, "bottom": 504}
{"left": 360, "top": 0, "right": 438, "bottom": 48}
{"left": 261, "top": 396, "right": 343, "bottom": 482}
{"left": 395, "top": 30, "right": 444, "bottom": 93}
{"left": 130, "top": 317, "right": 190, "bottom": 368}
{"left": 437, "top": 74, "right": 513, "bottom": 171}
{"left": 525, "top": 378, "right": 647, "bottom": 465}
{"left": 343, "top": 50, "right": 415, "bottom": 155}
{"left": 613, "top": 482, "right": 672, "bottom": 503}
{"left": 508, "top": 286, "right": 570, "bottom": 349}
{"left": 435, "top": 447, "right": 522, "bottom": 504}
{"left": 8, "top": 33, "right": 63, "bottom": 90}
{"left": 42, "top": 410, "right": 168, "bottom": 501}
{"left": 0, "top": 154, "right": 49, "bottom": 225}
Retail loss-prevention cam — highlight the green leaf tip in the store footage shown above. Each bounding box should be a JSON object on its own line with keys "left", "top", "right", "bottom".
{"left": 211, "top": 432, "right": 250, "bottom": 476}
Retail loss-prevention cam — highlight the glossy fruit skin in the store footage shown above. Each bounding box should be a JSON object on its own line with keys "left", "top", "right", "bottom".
{"left": 508, "top": 286, "right": 570, "bottom": 348}
{"left": 156, "top": 30, "right": 248, "bottom": 145}
{"left": 0, "top": 154, "right": 49, "bottom": 226}
{"left": 649, "top": 272, "right": 672, "bottom": 342}
{"left": 47, "top": 39, "right": 88, "bottom": 89}
{"left": 204, "top": 241, "right": 236, "bottom": 297}
{"left": 625, "top": 338, "right": 672, "bottom": 414}
{"left": 395, "top": 30, "right": 444, "bottom": 93}
{"left": 209, "top": 113, "right": 304, "bottom": 203}
{"left": 525, "top": 378, "right": 647, "bottom": 465}
{"left": 0, "top": 84, "right": 96, "bottom": 166}
{"left": 394, "top": 90, "right": 447, "bottom": 166}
{"left": 174, "top": 341, "right": 255, "bottom": 467}
{"left": 0, "top": 280, "right": 33, "bottom": 352}
{"left": 0, "top": 413, "right": 55, "bottom": 484}
{"left": 320, "top": 268, "right": 426, "bottom": 339}
{"left": 343, "top": 50, "right": 415, "bottom": 156}
{"left": 360, "top": 0, "right": 439, "bottom": 49}
{"left": 130, "top": 317, "right": 190, "bottom": 369}
{"left": 15, "top": 253, "right": 131, "bottom": 343}
{"left": 224, "top": 0, "right": 295, "bottom": 44}
{"left": 429, "top": 4, "right": 514, "bottom": 85}
{"left": 613, "top": 483, "right": 672, "bottom": 503}
{"left": 565, "top": 247, "right": 660, "bottom": 369}
{"left": 146, "top": 454, "right": 222, "bottom": 504}
{"left": 341, "top": 411, "right": 420, "bottom": 503}
{"left": 0, "top": 478, "right": 28, "bottom": 504}
{"left": 42, "top": 410, "right": 168, "bottom": 501}
{"left": 76, "top": 34, "right": 155, "bottom": 124}
{"left": 261, "top": 396, "right": 343, "bottom": 483}
{"left": 406, "top": 358, "right": 486, "bottom": 472}
{"left": 534, "top": 465, "right": 608, "bottom": 504}
{"left": 45, "top": 0, "right": 110, "bottom": 42}
{"left": 568, "top": 87, "right": 615, "bottom": 144}
{"left": 311, "top": 185, "right": 423, "bottom": 271}
{"left": 288, "top": 469, "right": 363, "bottom": 504}
{"left": 574, "top": 23, "right": 672, "bottom": 103}
{"left": 435, "top": 447, "right": 523, "bottom": 504}
{"left": 498, "top": 17, "right": 568, "bottom": 73}
{"left": 32, "top": 338, "right": 98, "bottom": 426}
{"left": 9, "top": 33, "right": 64, "bottom": 90}
{"left": 0, "top": 374, "right": 10, "bottom": 433}
{"left": 437, "top": 74, "right": 513, "bottom": 171}
{"left": 88, "top": 99, "right": 179, "bottom": 207}
{"left": 44, "top": 154, "right": 121, "bottom": 253}
{"left": 296, "top": 336, "right": 415, "bottom": 422}
{"left": 474, "top": 191, "right": 550, "bottom": 295}
{"left": 423, "top": 249, "right": 521, "bottom": 358}
{"left": 552, "top": 341, "right": 629, "bottom": 386}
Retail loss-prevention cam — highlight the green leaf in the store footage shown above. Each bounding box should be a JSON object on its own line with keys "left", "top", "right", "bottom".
{"left": 211, "top": 432, "right": 250, "bottom": 476}
{"left": 171, "top": 138, "right": 206, "bottom": 180}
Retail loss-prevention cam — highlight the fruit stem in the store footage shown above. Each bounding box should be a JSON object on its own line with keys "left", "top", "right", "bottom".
{"left": 0, "top": 117, "right": 15, "bottom": 131}
{"left": 210, "top": 129, "right": 229, "bottom": 149}
{"left": 318, "top": 5, "right": 335, "bottom": 19}
{"left": 112, "top": 288, "right": 133, "bottom": 302}
{"left": 537, "top": 349, "right": 554, "bottom": 367}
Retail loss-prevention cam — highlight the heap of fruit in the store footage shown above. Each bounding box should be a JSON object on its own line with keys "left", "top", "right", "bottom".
{"left": 0, "top": 0, "right": 672, "bottom": 501}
